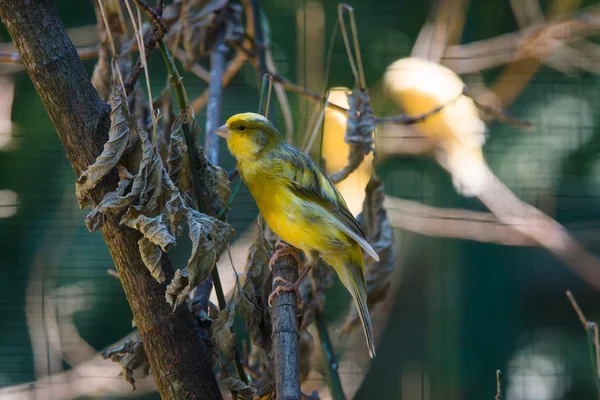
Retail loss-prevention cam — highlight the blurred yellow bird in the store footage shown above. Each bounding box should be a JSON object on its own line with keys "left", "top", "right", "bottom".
{"left": 216, "top": 112, "right": 379, "bottom": 357}
{"left": 384, "top": 57, "right": 490, "bottom": 196}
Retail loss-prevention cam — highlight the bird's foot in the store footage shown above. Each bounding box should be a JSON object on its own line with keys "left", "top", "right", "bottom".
{"left": 268, "top": 276, "right": 303, "bottom": 308}
{"left": 269, "top": 240, "right": 304, "bottom": 270}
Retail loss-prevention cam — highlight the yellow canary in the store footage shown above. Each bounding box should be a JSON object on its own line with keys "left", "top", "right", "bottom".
{"left": 216, "top": 113, "right": 379, "bottom": 357}
{"left": 383, "top": 57, "right": 490, "bottom": 196}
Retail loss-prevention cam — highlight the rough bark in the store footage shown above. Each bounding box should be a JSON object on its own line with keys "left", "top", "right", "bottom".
{"left": 271, "top": 255, "right": 301, "bottom": 400}
{"left": 0, "top": 1, "right": 222, "bottom": 399}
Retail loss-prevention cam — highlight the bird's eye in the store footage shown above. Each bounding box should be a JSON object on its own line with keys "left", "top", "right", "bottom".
{"left": 238, "top": 125, "right": 246, "bottom": 131}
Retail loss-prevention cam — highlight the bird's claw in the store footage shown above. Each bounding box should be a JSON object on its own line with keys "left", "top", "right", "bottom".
{"left": 268, "top": 276, "right": 303, "bottom": 308}
{"left": 269, "top": 240, "right": 304, "bottom": 270}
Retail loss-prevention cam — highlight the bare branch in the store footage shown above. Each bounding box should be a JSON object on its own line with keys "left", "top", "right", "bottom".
{"left": 271, "top": 253, "right": 301, "bottom": 399}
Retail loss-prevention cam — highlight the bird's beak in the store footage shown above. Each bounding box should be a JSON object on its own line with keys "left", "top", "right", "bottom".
{"left": 215, "top": 124, "right": 230, "bottom": 139}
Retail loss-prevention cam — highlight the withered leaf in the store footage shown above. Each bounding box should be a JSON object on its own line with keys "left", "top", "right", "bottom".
{"left": 181, "top": 0, "right": 242, "bottom": 67}
{"left": 196, "top": 143, "right": 229, "bottom": 213}
{"left": 211, "top": 300, "right": 236, "bottom": 361}
{"left": 236, "top": 229, "right": 274, "bottom": 349}
{"left": 166, "top": 268, "right": 190, "bottom": 309}
{"left": 153, "top": 87, "right": 176, "bottom": 165}
{"left": 185, "top": 207, "right": 234, "bottom": 287}
{"left": 167, "top": 116, "right": 187, "bottom": 191}
{"left": 76, "top": 79, "right": 133, "bottom": 209}
{"left": 329, "top": 85, "right": 376, "bottom": 184}
{"left": 222, "top": 376, "right": 258, "bottom": 400}
{"left": 138, "top": 237, "right": 166, "bottom": 283}
{"left": 121, "top": 212, "right": 176, "bottom": 252}
{"left": 339, "top": 175, "right": 395, "bottom": 334}
{"left": 101, "top": 333, "right": 150, "bottom": 390}
{"left": 91, "top": 45, "right": 111, "bottom": 101}
{"left": 85, "top": 177, "right": 132, "bottom": 232}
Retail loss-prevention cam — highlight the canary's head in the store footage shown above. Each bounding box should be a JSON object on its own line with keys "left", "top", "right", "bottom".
{"left": 216, "top": 112, "right": 282, "bottom": 161}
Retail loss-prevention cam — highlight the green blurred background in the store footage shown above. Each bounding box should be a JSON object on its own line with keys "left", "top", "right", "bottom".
{"left": 2, "top": 0, "right": 600, "bottom": 399}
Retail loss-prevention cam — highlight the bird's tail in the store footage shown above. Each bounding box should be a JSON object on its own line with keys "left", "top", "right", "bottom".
{"left": 334, "top": 257, "right": 376, "bottom": 358}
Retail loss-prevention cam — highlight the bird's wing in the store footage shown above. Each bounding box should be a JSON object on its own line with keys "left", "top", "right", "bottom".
{"left": 278, "top": 143, "right": 380, "bottom": 261}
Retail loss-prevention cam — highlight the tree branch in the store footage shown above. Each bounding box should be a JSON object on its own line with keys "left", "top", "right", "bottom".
{"left": 0, "top": 1, "right": 222, "bottom": 398}
{"left": 271, "top": 253, "right": 301, "bottom": 400}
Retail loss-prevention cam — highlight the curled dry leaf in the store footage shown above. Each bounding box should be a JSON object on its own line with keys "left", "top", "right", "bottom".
{"left": 181, "top": 0, "right": 244, "bottom": 67}
{"left": 91, "top": 45, "right": 111, "bottom": 101}
{"left": 138, "top": 237, "right": 166, "bottom": 283}
{"left": 76, "top": 77, "right": 133, "bottom": 209}
{"left": 237, "top": 231, "right": 274, "bottom": 350}
{"left": 329, "top": 85, "right": 376, "bottom": 184}
{"left": 222, "top": 376, "right": 258, "bottom": 400}
{"left": 339, "top": 175, "right": 396, "bottom": 334}
{"left": 211, "top": 300, "right": 236, "bottom": 361}
{"left": 186, "top": 207, "right": 234, "bottom": 286}
{"left": 164, "top": 199, "right": 235, "bottom": 307}
{"left": 154, "top": 87, "right": 176, "bottom": 164}
{"left": 167, "top": 116, "right": 188, "bottom": 191}
{"left": 196, "top": 141, "right": 230, "bottom": 211}
{"left": 166, "top": 268, "right": 190, "bottom": 308}
{"left": 101, "top": 333, "right": 150, "bottom": 390}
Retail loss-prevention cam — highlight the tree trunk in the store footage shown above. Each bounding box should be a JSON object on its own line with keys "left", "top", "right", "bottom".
{"left": 0, "top": 1, "right": 222, "bottom": 398}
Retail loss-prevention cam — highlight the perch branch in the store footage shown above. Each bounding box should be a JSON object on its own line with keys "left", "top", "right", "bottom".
{"left": 271, "top": 252, "right": 301, "bottom": 400}
{"left": 0, "top": 0, "right": 222, "bottom": 398}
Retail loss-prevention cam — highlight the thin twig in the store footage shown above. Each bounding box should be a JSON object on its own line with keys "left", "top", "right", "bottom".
{"left": 338, "top": 4, "right": 366, "bottom": 89}
{"left": 566, "top": 290, "right": 588, "bottom": 326}
{"left": 96, "top": 0, "right": 126, "bottom": 93}
{"left": 315, "top": 311, "right": 345, "bottom": 400}
{"left": 463, "top": 87, "right": 533, "bottom": 130}
{"left": 124, "top": 0, "right": 157, "bottom": 144}
{"left": 495, "top": 370, "right": 503, "bottom": 400}
{"left": 566, "top": 290, "right": 600, "bottom": 398}
{"left": 123, "top": 0, "right": 166, "bottom": 95}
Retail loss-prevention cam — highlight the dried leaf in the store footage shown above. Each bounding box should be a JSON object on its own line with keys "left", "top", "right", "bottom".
{"left": 76, "top": 78, "right": 133, "bottom": 209}
{"left": 339, "top": 175, "right": 395, "bottom": 334}
{"left": 166, "top": 268, "right": 191, "bottom": 309}
{"left": 214, "top": 165, "right": 231, "bottom": 204}
{"left": 237, "top": 230, "right": 274, "bottom": 349}
{"left": 211, "top": 300, "right": 236, "bottom": 361}
{"left": 91, "top": 46, "right": 111, "bottom": 101}
{"left": 196, "top": 143, "right": 229, "bottom": 212}
{"left": 101, "top": 333, "right": 149, "bottom": 390}
{"left": 329, "top": 85, "right": 376, "bottom": 184}
{"left": 181, "top": 0, "right": 243, "bottom": 67}
{"left": 222, "top": 376, "right": 258, "bottom": 400}
{"left": 85, "top": 177, "right": 132, "bottom": 232}
{"left": 185, "top": 207, "right": 234, "bottom": 287}
{"left": 167, "top": 116, "right": 187, "bottom": 190}
{"left": 138, "top": 237, "right": 166, "bottom": 283}
{"left": 153, "top": 87, "right": 176, "bottom": 164}
{"left": 122, "top": 213, "right": 176, "bottom": 251}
